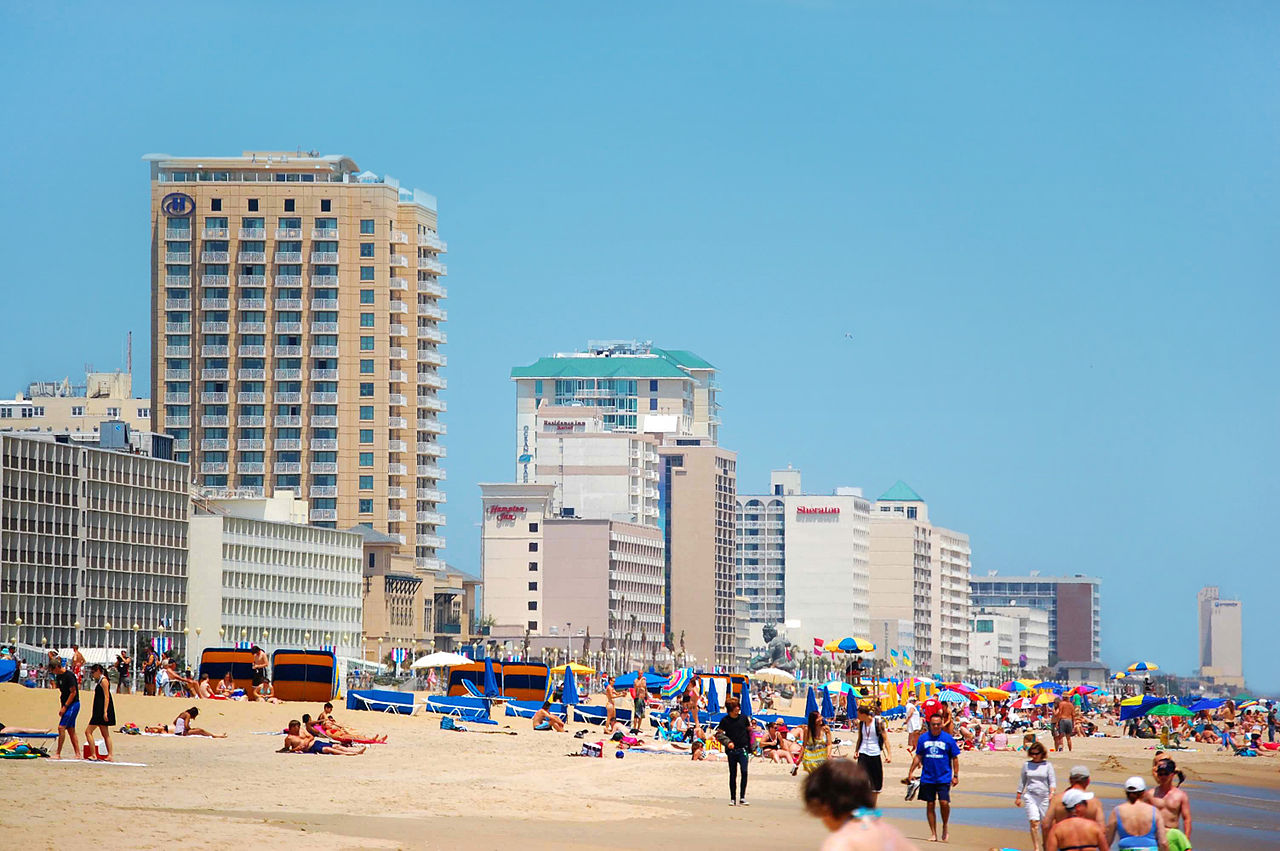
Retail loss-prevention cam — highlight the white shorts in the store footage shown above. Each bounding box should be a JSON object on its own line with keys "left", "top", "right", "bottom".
{"left": 1024, "top": 794, "right": 1050, "bottom": 822}
{"left": 908, "top": 716, "right": 923, "bottom": 733}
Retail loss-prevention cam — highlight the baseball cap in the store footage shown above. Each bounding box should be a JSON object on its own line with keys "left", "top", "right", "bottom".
{"left": 1069, "top": 765, "right": 1091, "bottom": 780}
{"left": 1124, "top": 776, "right": 1147, "bottom": 792}
{"left": 1062, "top": 789, "right": 1095, "bottom": 809}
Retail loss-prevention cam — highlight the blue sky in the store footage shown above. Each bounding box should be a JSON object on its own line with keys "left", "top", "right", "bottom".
{"left": 2, "top": 2, "right": 1276, "bottom": 690}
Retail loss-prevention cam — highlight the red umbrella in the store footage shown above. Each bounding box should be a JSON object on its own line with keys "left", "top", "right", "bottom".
{"left": 1013, "top": 697, "right": 1035, "bottom": 709}
{"left": 1072, "top": 685, "right": 1097, "bottom": 696}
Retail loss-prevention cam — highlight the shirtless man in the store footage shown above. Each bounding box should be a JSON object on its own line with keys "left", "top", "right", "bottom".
{"left": 632, "top": 676, "right": 648, "bottom": 733}
{"left": 1053, "top": 696, "right": 1078, "bottom": 752}
{"left": 249, "top": 645, "right": 270, "bottom": 701}
{"left": 1046, "top": 789, "right": 1109, "bottom": 851}
{"left": 281, "top": 719, "right": 365, "bottom": 756}
{"left": 317, "top": 702, "right": 386, "bottom": 743}
{"left": 70, "top": 645, "right": 86, "bottom": 685}
{"left": 531, "top": 701, "right": 566, "bottom": 732}
{"left": 1146, "top": 758, "right": 1192, "bottom": 851}
{"left": 1042, "top": 765, "right": 1104, "bottom": 841}
{"left": 194, "top": 673, "right": 215, "bottom": 699}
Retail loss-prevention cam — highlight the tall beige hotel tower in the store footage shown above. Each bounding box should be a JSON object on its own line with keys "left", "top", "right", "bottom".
{"left": 147, "top": 152, "right": 447, "bottom": 568}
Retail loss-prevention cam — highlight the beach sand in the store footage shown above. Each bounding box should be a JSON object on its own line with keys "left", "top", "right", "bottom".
{"left": 2, "top": 684, "right": 1276, "bottom": 849}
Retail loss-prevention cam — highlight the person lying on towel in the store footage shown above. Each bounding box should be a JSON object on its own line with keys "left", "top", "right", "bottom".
{"left": 145, "top": 707, "right": 226, "bottom": 738}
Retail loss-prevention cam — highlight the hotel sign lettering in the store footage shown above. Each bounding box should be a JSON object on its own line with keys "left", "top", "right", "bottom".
{"left": 488, "top": 504, "right": 528, "bottom": 522}
{"left": 796, "top": 506, "right": 840, "bottom": 515}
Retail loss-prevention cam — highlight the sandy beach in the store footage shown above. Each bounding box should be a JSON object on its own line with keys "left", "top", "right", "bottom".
{"left": 2, "top": 684, "right": 1277, "bottom": 850}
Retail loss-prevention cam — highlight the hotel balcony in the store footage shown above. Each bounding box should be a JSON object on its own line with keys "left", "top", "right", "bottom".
{"left": 390, "top": 300, "right": 409, "bottom": 314}
{"left": 200, "top": 392, "right": 228, "bottom": 404}
{"left": 203, "top": 368, "right": 229, "bottom": 380}
{"left": 164, "top": 251, "right": 191, "bottom": 264}
{"left": 418, "top": 533, "right": 446, "bottom": 549}
{"left": 311, "top": 252, "right": 339, "bottom": 264}
{"left": 311, "top": 298, "right": 339, "bottom": 311}
{"left": 390, "top": 324, "right": 408, "bottom": 337}
{"left": 390, "top": 277, "right": 409, "bottom": 291}
{"left": 417, "top": 232, "right": 447, "bottom": 252}
{"left": 203, "top": 344, "right": 229, "bottom": 356}
{"left": 418, "top": 374, "right": 447, "bottom": 390}
{"left": 309, "top": 508, "right": 338, "bottom": 521}
{"left": 275, "top": 438, "right": 303, "bottom": 450}
{"left": 310, "top": 439, "right": 338, "bottom": 451}
{"left": 388, "top": 394, "right": 407, "bottom": 407}
{"left": 418, "top": 280, "right": 447, "bottom": 298}
{"left": 418, "top": 257, "right": 447, "bottom": 275}
{"left": 237, "top": 392, "right": 266, "bottom": 404}
{"left": 417, "top": 487, "right": 446, "bottom": 503}
{"left": 238, "top": 368, "right": 266, "bottom": 380}
{"left": 201, "top": 322, "right": 230, "bottom": 334}
{"left": 273, "top": 461, "right": 302, "bottom": 474}
{"left": 311, "top": 369, "right": 338, "bottom": 381}
{"left": 419, "top": 443, "right": 446, "bottom": 458}
{"left": 311, "top": 461, "right": 339, "bottom": 473}
{"left": 165, "top": 228, "right": 191, "bottom": 240}
{"left": 237, "top": 462, "right": 265, "bottom": 474}
{"left": 276, "top": 368, "right": 302, "bottom": 380}
{"left": 202, "top": 415, "right": 229, "bottom": 427}
{"left": 274, "top": 275, "right": 303, "bottom": 287}
{"left": 389, "top": 347, "right": 408, "bottom": 360}
{"left": 240, "top": 415, "right": 266, "bottom": 427}
{"left": 199, "top": 462, "right": 229, "bottom": 474}
{"left": 388, "top": 463, "right": 408, "bottom": 476}
{"left": 389, "top": 370, "right": 408, "bottom": 383}
{"left": 275, "top": 392, "right": 302, "bottom": 404}
{"left": 390, "top": 254, "right": 409, "bottom": 268}
{"left": 388, "top": 509, "right": 408, "bottom": 522}
{"left": 239, "top": 227, "right": 266, "bottom": 239}
{"left": 275, "top": 227, "right": 303, "bottom": 239}
{"left": 239, "top": 298, "right": 267, "bottom": 310}
{"left": 239, "top": 322, "right": 267, "bottom": 335}
{"left": 312, "top": 228, "right": 339, "bottom": 240}
{"left": 201, "top": 250, "right": 230, "bottom": 263}
{"left": 419, "top": 326, "right": 446, "bottom": 344}
{"left": 312, "top": 415, "right": 338, "bottom": 427}
{"left": 388, "top": 439, "right": 407, "bottom": 452}
{"left": 416, "top": 509, "right": 446, "bottom": 525}
{"left": 237, "top": 273, "right": 267, "bottom": 286}
{"left": 416, "top": 463, "right": 445, "bottom": 479}
{"left": 419, "top": 350, "right": 446, "bottom": 367}
{"left": 165, "top": 297, "right": 191, "bottom": 311}
{"left": 419, "top": 397, "right": 446, "bottom": 412}
{"left": 238, "top": 251, "right": 266, "bottom": 263}
{"left": 310, "top": 485, "right": 338, "bottom": 497}
{"left": 166, "top": 274, "right": 192, "bottom": 287}
{"left": 419, "top": 304, "right": 447, "bottom": 321}
{"left": 164, "top": 322, "right": 191, "bottom": 335}
{"left": 276, "top": 249, "right": 303, "bottom": 262}
{"left": 312, "top": 322, "right": 339, "bottom": 334}
{"left": 201, "top": 274, "right": 229, "bottom": 286}
{"left": 311, "top": 345, "right": 339, "bottom": 357}
{"left": 274, "top": 415, "right": 302, "bottom": 427}
{"left": 416, "top": 418, "right": 445, "bottom": 434}
{"left": 201, "top": 298, "right": 230, "bottom": 310}
{"left": 388, "top": 416, "right": 408, "bottom": 429}
{"left": 199, "top": 438, "right": 228, "bottom": 451}
{"left": 311, "top": 274, "right": 338, "bottom": 287}
{"left": 391, "top": 230, "right": 409, "bottom": 244}
{"left": 275, "top": 297, "right": 304, "bottom": 310}
{"left": 163, "top": 391, "right": 190, "bottom": 404}
{"left": 417, "top": 556, "right": 445, "bottom": 571}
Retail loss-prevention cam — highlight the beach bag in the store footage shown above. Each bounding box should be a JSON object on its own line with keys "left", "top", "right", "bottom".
{"left": 580, "top": 741, "right": 603, "bottom": 758}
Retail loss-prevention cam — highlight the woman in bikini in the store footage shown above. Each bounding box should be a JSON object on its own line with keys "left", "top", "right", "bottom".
{"left": 803, "top": 757, "right": 915, "bottom": 849}
{"left": 793, "top": 711, "right": 832, "bottom": 776}
{"left": 146, "top": 707, "right": 226, "bottom": 738}
{"left": 215, "top": 671, "right": 237, "bottom": 697}
{"left": 317, "top": 702, "right": 386, "bottom": 743}
{"left": 603, "top": 677, "right": 619, "bottom": 734}
{"left": 281, "top": 720, "right": 365, "bottom": 756}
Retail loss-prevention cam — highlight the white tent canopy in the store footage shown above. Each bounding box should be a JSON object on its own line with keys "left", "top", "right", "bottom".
{"left": 411, "top": 651, "right": 473, "bottom": 669}
{"left": 752, "top": 667, "right": 796, "bottom": 684}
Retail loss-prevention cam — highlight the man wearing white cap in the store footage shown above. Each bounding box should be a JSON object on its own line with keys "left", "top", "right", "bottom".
{"left": 1107, "top": 776, "right": 1166, "bottom": 850}
{"left": 1046, "top": 788, "right": 1109, "bottom": 851}
{"left": 1043, "top": 765, "right": 1104, "bottom": 841}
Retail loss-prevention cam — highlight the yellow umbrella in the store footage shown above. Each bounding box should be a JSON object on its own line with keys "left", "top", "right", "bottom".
{"left": 978, "top": 687, "right": 1011, "bottom": 700}
{"left": 564, "top": 662, "right": 595, "bottom": 675}
{"left": 1120, "top": 695, "right": 1145, "bottom": 706}
{"left": 1035, "top": 693, "right": 1056, "bottom": 705}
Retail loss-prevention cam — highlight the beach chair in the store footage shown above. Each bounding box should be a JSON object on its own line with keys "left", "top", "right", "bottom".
{"left": 348, "top": 689, "right": 420, "bottom": 715}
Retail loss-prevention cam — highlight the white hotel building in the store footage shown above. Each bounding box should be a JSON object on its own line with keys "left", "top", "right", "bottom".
{"left": 735, "top": 469, "right": 871, "bottom": 649}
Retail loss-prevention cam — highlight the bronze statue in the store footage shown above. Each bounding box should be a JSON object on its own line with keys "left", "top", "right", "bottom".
{"left": 748, "top": 625, "right": 796, "bottom": 673}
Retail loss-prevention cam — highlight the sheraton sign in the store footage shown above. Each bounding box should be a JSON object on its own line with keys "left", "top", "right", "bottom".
{"left": 796, "top": 506, "right": 840, "bottom": 515}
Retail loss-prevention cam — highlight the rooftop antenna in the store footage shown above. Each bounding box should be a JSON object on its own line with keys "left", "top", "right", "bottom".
{"left": 126, "top": 331, "right": 132, "bottom": 376}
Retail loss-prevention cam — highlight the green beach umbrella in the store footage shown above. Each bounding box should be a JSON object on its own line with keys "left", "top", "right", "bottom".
{"left": 1146, "top": 703, "right": 1192, "bottom": 718}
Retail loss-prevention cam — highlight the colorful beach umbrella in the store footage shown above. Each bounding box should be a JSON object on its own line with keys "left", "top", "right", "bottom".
{"left": 978, "top": 687, "right": 1011, "bottom": 700}
{"left": 563, "top": 661, "right": 595, "bottom": 675}
{"left": 1071, "top": 685, "right": 1097, "bottom": 696}
{"left": 660, "top": 668, "right": 693, "bottom": 698}
{"left": 1112, "top": 672, "right": 1128, "bottom": 680}
{"left": 1035, "top": 693, "right": 1056, "bottom": 705}
{"left": 938, "top": 689, "right": 969, "bottom": 704}
{"left": 1145, "top": 703, "right": 1191, "bottom": 718}
{"left": 1000, "top": 680, "right": 1033, "bottom": 693}
{"left": 1127, "top": 662, "right": 1159, "bottom": 673}
{"left": 824, "top": 637, "right": 877, "bottom": 654}
{"left": 1012, "top": 697, "right": 1034, "bottom": 709}
{"left": 1034, "top": 681, "right": 1064, "bottom": 692}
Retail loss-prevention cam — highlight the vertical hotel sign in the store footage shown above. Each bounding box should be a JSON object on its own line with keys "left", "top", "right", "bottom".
{"left": 519, "top": 425, "right": 531, "bottom": 483}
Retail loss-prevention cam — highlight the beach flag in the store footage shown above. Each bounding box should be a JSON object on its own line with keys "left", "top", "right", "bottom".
{"left": 321, "top": 644, "right": 335, "bottom": 652}
{"left": 814, "top": 637, "right": 825, "bottom": 653}
{"left": 151, "top": 636, "right": 172, "bottom": 653}
{"left": 235, "top": 641, "right": 252, "bottom": 650}
{"left": 902, "top": 651, "right": 912, "bottom": 668}
{"left": 391, "top": 647, "right": 408, "bottom": 663}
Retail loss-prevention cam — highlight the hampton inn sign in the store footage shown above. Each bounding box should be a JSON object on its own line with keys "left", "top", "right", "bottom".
{"left": 488, "top": 504, "right": 528, "bottom": 522}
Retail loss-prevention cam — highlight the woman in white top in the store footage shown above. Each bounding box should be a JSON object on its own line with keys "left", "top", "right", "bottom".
{"left": 853, "top": 703, "right": 891, "bottom": 807}
{"left": 1014, "top": 740, "right": 1056, "bottom": 851}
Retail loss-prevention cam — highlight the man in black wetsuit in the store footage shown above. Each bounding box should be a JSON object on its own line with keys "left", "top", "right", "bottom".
{"left": 716, "top": 697, "right": 751, "bottom": 806}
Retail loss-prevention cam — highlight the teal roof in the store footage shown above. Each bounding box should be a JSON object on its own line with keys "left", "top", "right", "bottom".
{"left": 651, "top": 348, "right": 715, "bottom": 370}
{"left": 878, "top": 481, "right": 924, "bottom": 502}
{"left": 511, "top": 355, "right": 690, "bottom": 380}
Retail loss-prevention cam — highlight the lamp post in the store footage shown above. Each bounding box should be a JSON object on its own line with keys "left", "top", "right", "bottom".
{"left": 377, "top": 637, "right": 384, "bottom": 672}
{"left": 304, "top": 632, "right": 311, "bottom": 650}
{"left": 183, "top": 627, "right": 189, "bottom": 669}
{"left": 131, "top": 624, "right": 140, "bottom": 693}
{"left": 13, "top": 616, "right": 21, "bottom": 647}
{"left": 73, "top": 620, "right": 81, "bottom": 652}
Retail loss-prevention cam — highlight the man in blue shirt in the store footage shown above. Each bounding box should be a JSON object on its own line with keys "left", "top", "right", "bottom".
{"left": 905, "top": 711, "right": 960, "bottom": 842}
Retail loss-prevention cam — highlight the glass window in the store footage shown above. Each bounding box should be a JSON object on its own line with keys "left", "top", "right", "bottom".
{"left": 360, "top": 382, "right": 374, "bottom": 397}
{"left": 359, "top": 429, "right": 373, "bottom": 443}
{"left": 360, "top": 336, "right": 374, "bottom": 351}
{"left": 360, "top": 243, "right": 375, "bottom": 258}
{"left": 359, "top": 452, "right": 373, "bottom": 467}
{"left": 650, "top": 380, "right": 658, "bottom": 392}
{"left": 527, "top": 601, "right": 537, "bottom": 611}
{"left": 528, "top": 562, "right": 538, "bottom": 571}
{"left": 649, "top": 397, "right": 657, "bottom": 411}
{"left": 360, "top": 219, "right": 375, "bottom": 235}
{"left": 360, "top": 313, "right": 375, "bottom": 328}
{"left": 360, "top": 359, "right": 374, "bottom": 374}
{"left": 360, "top": 266, "right": 375, "bottom": 281}
{"left": 284, "top": 199, "right": 295, "bottom": 212}
{"left": 358, "top": 498, "right": 373, "bottom": 514}
{"left": 321, "top": 199, "right": 331, "bottom": 212}
{"left": 360, "top": 290, "right": 375, "bottom": 304}
{"left": 359, "top": 405, "right": 374, "bottom": 420}
{"left": 359, "top": 475, "right": 373, "bottom": 490}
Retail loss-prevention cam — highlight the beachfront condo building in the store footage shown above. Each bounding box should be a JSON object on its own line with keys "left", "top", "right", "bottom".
{"left": 969, "top": 573, "right": 1101, "bottom": 665}
{"left": 0, "top": 431, "right": 190, "bottom": 656}
{"left": 0, "top": 370, "right": 150, "bottom": 436}
{"left": 145, "top": 151, "right": 447, "bottom": 571}
{"left": 186, "top": 491, "right": 363, "bottom": 662}
{"left": 510, "top": 341, "right": 720, "bottom": 485}
{"left": 735, "top": 468, "right": 872, "bottom": 651}
{"left": 868, "top": 481, "right": 972, "bottom": 677}
{"left": 1197, "top": 586, "right": 1244, "bottom": 688}
{"left": 478, "top": 483, "right": 666, "bottom": 664}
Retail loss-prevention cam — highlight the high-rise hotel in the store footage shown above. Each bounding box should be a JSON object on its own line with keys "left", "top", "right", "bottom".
{"left": 147, "top": 152, "right": 447, "bottom": 568}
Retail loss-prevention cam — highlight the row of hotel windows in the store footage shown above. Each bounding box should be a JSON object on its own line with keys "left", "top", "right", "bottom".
{"left": 168, "top": 211, "right": 385, "bottom": 232}
{"left": 0, "top": 407, "right": 149, "bottom": 419}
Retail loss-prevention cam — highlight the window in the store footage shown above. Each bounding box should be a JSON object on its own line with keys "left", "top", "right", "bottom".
{"left": 358, "top": 498, "right": 373, "bottom": 514}
{"left": 360, "top": 336, "right": 374, "bottom": 351}
{"left": 360, "top": 219, "right": 375, "bottom": 235}
{"left": 359, "top": 405, "right": 374, "bottom": 420}
{"left": 528, "top": 621, "right": 538, "bottom": 631}
{"left": 284, "top": 199, "right": 295, "bottom": 212}
{"left": 649, "top": 397, "right": 657, "bottom": 411}
{"left": 106, "top": 407, "right": 120, "bottom": 417}
{"left": 138, "top": 408, "right": 150, "bottom": 418}
{"left": 360, "top": 243, "right": 375, "bottom": 258}
{"left": 360, "top": 266, "right": 375, "bottom": 281}
{"left": 528, "top": 542, "right": 538, "bottom": 552}
{"left": 71, "top": 406, "right": 85, "bottom": 417}
{"left": 211, "top": 198, "right": 222, "bottom": 211}
{"left": 359, "top": 429, "right": 373, "bottom": 443}
{"left": 528, "top": 522, "right": 539, "bottom": 533}
{"left": 360, "top": 382, "right": 374, "bottom": 397}
{"left": 527, "top": 601, "right": 538, "bottom": 611}
{"left": 649, "top": 380, "right": 658, "bottom": 392}
{"left": 360, "top": 313, "right": 375, "bottom": 328}
{"left": 534, "top": 379, "right": 543, "bottom": 396}
{"left": 528, "top": 582, "right": 538, "bottom": 591}
{"left": 248, "top": 199, "right": 259, "bottom": 211}
{"left": 360, "top": 289, "right": 375, "bottom": 304}
{"left": 975, "top": 620, "right": 994, "bottom": 633}
{"left": 359, "top": 452, "right": 373, "bottom": 467}
{"left": 321, "top": 199, "right": 331, "bottom": 212}
{"left": 368, "top": 552, "right": 376, "bottom": 569}
{"left": 359, "top": 475, "right": 373, "bottom": 490}
{"left": 529, "top": 562, "right": 538, "bottom": 571}
{"left": 360, "top": 359, "right": 374, "bottom": 374}
{"left": 907, "top": 506, "right": 917, "bottom": 519}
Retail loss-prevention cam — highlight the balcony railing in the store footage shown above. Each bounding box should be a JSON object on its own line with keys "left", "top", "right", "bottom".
{"left": 201, "top": 322, "right": 230, "bottom": 334}
{"left": 203, "top": 344, "right": 229, "bottom": 356}
{"left": 164, "top": 322, "right": 191, "bottom": 334}
{"left": 419, "top": 304, "right": 447, "bottom": 321}
{"left": 274, "top": 462, "right": 302, "bottom": 473}
{"left": 388, "top": 509, "right": 407, "bottom": 522}
{"left": 417, "top": 418, "right": 445, "bottom": 434}
{"left": 389, "top": 277, "right": 408, "bottom": 291}
{"left": 162, "top": 392, "right": 190, "bottom": 404}
{"left": 418, "top": 280, "right": 447, "bottom": 298}
{"left": 312, "top": 228, "right": 339, "bottom": 239}
{"left": 201, "top": 298, "right": 229, "bottom": 310}
{"left": 309, "top": 508, "right": 338, "bottom": 521}
{"left": 199, "top": 462, "right": 229, "bottom": 474}
{"left": 388, "top": 439, "right": 407, "bottom": 452}
{"left": 275, "top": 368, "right": 302, "bottom": 380}
{"left": 419, "top": 350, "right": 446, "bottom": 367}
{"left": 389, "top": 254, "right": 409, "bottom": 267}
{"left": 388, "top": 416, "right": 408, "bottom": 428}
{"left": 418, "top": 374, "right": 447, "bottom": 390}
{"left": 237, "top": 392, "right": 266, "bottom": 404}
{"left": 238, "top": 345, "right": 266, "bottom": 357}
{"left": 310, "top": 274, "right": 338, "bottom": 287}
{"left": 201, "top": 274, "right": 229, "bottom": 286}
{"left": 164, "top": 251, "right": 191, "bottom": 264}
{"left": 310, "top": 485, "right": 338, "bottom": 497}
{"left": 419, "top": 397, "right": 446, "bottom": 412}
{"left": 200, "top": 251, "right": 230, "bottom": 263}
{"left": 388, "top": 394, "right": 407, "bottom": 407}
{"left": 275, "top": 321, "right": 302, "bottom": 333}
{"left": 419, "top": 326, "right": 446, "bottom": 344}
{"left": 237, "top": 273, "right": 267, "bottom": 286}
{"left": 416, "top": 509, "right": 446, "bottom": 524}
{"left": 237, "top": 462, "right": 265, "bottom": 474}
{"left": 312, "top": 415, "right": 338, "bottom": 427}
{"left": 311, "top": 252, "right": 339, "bottom": 263}
{"left": 166, "top": 274, "right": 192, "bottom": 287}
{"left": 418, "top": 533, "right": 446, "bottom": 549}
{"left": 239, "top": 227, "right": 266, "bottom": 239}
{"left": 311, "top": 299, "right": 338, "bottom": 311}
{"left": 275, "top": 438, "right": 302, "bottom": 450}
{"left": 275, "top": 297, "right": 303, "bottom": 310}
{"left": 416, "top": 464, "right": 446, "bottom": 479}
{"left": 311, "top": 462, "right": 339, "bottom": 473}
{"left": 240, "top": 415, "right": 266, "bottom": 427}
{"left": 417, "top": 487, "right": 446, "bottom": 502}
{"left": 200, "top": 392, "right": 228, "bottom": 404}
{"left": 312, "top": 322, "right": 339, "bottom": 334}
{"left": 417, "top": 231, "right": 447, "bottom": 252}
{"left": 311, "top": 345, "right": 339, "bottom": 357}
{"left": 275, "top": 392, "right": 302, "bottom": 404}
{"left": 390, "top": 324, "right": 408, "bottom": 337}
{"left": 388, "top": 463, "right": 408, "bottom": 476}
{"left": 419, "top": 443, "right": 446, "bottom": 458}
{"left": 418, "top": 257, "right": 447, "bottom": 275}
{"left": 239, "top": 298, "right": 267, "bottom": 310}
{"left": 275, "top": 228, "right": 303, "bottom": 239}
{"left": 203, "top": 368, "right": 229, "bottom": 380}
{"left": 274, "top": 415, "right": 302, "bottom": 427}
{"left": 391, "top": 230, "right": 409, "bottom": 244}
{"left": 276, "top": 251, "right": 303, "bottom": 263}
{"left": 164, "top": 228, "right": 192, "bottom": 240}
{"left": 390, "top": 300, "right": 409, "bottom": 314}
{"left": 310, "top": 439, "right": 338, "bottom": 450}
{"left": 311, "top": 369, "right": 338, "bottom": 380}
{"left": 199, "top": 439, "right": 228, "bottom": 450}
{"left": 165, "top": 297, "right": 191, "bottom": 311}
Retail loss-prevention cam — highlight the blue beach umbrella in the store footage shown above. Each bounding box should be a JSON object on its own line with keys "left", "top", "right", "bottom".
{"left": 741, "top": 681, "right": 753, "bottom": 717}
{"left": 561, "top": 664, "right": 580, "bottom": 707}
{"left": 707, "top": 678, "right": 721, "bottom": 715}
{"left": 805, "top": 685, "right": 819, "bottom": 718}
{"left": 821, "top": 685, "right": 835, "bottom": 719}
{"left": 482, "top": 657, "right": 500, "bottom": 699}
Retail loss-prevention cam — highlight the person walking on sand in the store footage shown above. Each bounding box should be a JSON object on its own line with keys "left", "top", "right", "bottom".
{"left": 114, "top": 651, "right": 131, "bottom": 694}
{"left": 51, "top": 657, "right": 82, "bottom": 760}
{"left": 803, "top": 758, "right": 916, "bottom": 850}
{"left": 70, "top": 645, "right": 86, "bottom": 685}
{"left": 84, "top": 664, "right": 116, "bottom": 761}
{"left": 854, "top": 703, "right": 891, "bottom": 807}
{"left": 1146, "top": 759, "right": 1191, "bottom": 851}
{"left": 1047, "top": 789, "right": 1109, "bottom": 851}
{"left": 905, "top": 711, "right": 960, "bottom": 842}
{"left": 715, "top": 697, "right": 752, "bottom": 806}
{"left": 632, "top": 675, "right": 648, "bottom": 733}
{"left": 905, "top": 695, "right": 923, "bottom": 752}
{"left": 1053, "top": 695, "right": 1077, "bottom": 752}
{"left": 1015, "top": 741, "right": 1057, "bottom": 851}
{"left": 1108, "top": 776, "right": 1166, "bottom": 850}
{"left": 143, "top": 648, "right": 159, "bottom": 696}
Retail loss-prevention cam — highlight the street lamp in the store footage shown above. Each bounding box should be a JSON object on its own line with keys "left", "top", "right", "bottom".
{"left": 13, "top": 617, "right": 21, "bottom": 646}
{"left": 73, "top": 621, "right": 81, "bottom": 649}
{"left": 131, "top": 624, "right": 140, "bottom": 693}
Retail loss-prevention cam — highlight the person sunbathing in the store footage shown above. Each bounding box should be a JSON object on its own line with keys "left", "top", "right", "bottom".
{"left": 531, "top": 701, "right": 566, "bottom": 732}
{"left": 0, "top": 722, "right": 55, "bottom": 736}
{"left": 280, "top": 720, "right": 365, "bottom": 756}
{"left": 317, "top": 702, "right": 386, "bottom": 743}
{"left": 690, "top": 740, "right": 725, "bottom": 761}
{"left": 301, "top": 714, "right": 328, "bottom": 738}
{"left": 194, "top": 673, "right": 215, "bottom": 699}
{"left": 146, "top": 707, "right": 226, "bottom": 738}
{"left": 215, "top": 671, "right": 238, "bottom": 697}
{"left": 759, "top": 721, "right": 792, "bottom": 763}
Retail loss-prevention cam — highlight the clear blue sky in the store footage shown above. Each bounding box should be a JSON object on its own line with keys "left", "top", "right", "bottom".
{"left": 2, "top": 2, "right": 1276, "bottom": 691}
